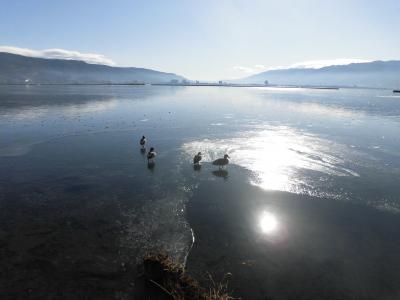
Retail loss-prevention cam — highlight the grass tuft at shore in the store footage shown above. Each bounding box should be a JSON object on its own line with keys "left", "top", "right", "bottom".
{"left": 137, "top": 252, "right": 233, "bottom": 300}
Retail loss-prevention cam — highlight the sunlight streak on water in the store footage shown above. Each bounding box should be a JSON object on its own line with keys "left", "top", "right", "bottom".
{"left": 182, "top": 125, "right": 359, "bottom": 196}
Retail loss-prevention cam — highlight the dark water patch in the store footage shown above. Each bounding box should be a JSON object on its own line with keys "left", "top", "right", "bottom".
{"left": 64, "top": 183, "right": 93, "bottom": 194}
{"left": 186, "top": 166, "right": 400, "bottom": 300}
{"left": 0, "top": 131, "right": 193, "bottom": 299}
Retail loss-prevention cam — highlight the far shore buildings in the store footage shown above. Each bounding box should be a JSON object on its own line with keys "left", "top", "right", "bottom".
{"left": 165, "top": 79, "right": 270, "bottom": 86}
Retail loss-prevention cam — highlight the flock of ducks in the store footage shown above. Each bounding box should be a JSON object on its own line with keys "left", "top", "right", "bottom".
{"left": 139, "top": 135, "right": 230, "bottom": 169}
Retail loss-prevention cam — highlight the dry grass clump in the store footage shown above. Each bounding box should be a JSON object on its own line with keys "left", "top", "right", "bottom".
{"left": 141, "top": 252, "right": 233, "bottom": 300}
{"left": 204, "top": 273, "right": 232, "bottom": 300}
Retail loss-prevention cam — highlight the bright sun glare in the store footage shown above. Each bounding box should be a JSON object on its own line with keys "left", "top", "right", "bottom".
{"left": 259, "top": 211, "right": 278, "bottom": 234}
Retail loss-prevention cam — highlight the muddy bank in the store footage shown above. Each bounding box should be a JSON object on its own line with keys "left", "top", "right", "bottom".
{"left": 135, "top": 253, "right": 231, "bottom": 299}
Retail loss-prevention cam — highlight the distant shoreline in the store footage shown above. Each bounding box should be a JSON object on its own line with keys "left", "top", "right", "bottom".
{"left": 0, "top": 83, "right": 146, "bottom": 86}
{"left": 1, "top": 83, "right": 395, "bottom": 91}
{"left": 0, "top": 82, "right": 340, "bottom": 90}
{"left": 153, "top": 83, "right": 340, "bottom": 90}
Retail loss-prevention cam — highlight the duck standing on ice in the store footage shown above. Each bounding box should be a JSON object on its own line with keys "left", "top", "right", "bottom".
{"left": 139, "top": 135, "right": 146, "bottom": 148}
{"left": 213, "top": 154, "right": 230, "bottom": 169}
{"left": 147, "top": 147, "right": 157, "bottom": 163}
{"left": 193, "top": 152, "right": 202, "bottom": 165}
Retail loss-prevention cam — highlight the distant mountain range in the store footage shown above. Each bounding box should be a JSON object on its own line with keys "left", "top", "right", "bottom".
{"left": 2, "top": 52, "right": 399, "bottom": 88}
{"left": 0, "top": 52, "right": 184, "bottom": 84}
{"left": 238, "top": 61, "right": 400, "bottom": 89}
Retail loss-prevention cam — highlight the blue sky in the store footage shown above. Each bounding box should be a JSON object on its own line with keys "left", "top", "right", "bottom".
{"left": 1, "top": 0, "right": 399, "bottom": 80}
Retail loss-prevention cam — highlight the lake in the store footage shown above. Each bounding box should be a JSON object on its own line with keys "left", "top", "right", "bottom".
{"left": 1, "top": 85, "right": 400, "bottom": 299}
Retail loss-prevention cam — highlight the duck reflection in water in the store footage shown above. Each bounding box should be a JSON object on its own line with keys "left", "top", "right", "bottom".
{"left": 212, "top": 169, "right": 229, "bottom": 179}
{"left": 193, "top": 164, "right": 202, "bottom": 171}
{"left": 147, "top": 161, "right": 155, "bottom": 171}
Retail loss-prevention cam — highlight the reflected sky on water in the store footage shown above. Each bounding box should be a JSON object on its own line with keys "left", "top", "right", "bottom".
{"left": 1, "top": 85, "right": 400, "bottom": 213}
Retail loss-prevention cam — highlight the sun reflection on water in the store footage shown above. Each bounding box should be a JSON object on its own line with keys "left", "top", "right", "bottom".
{"left": 259, "top": 211, "right": 278, "bottom": 234}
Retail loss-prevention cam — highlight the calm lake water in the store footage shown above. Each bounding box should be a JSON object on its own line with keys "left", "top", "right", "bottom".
{"left": 1, "top": 85, "right": 400, "bottom": 299}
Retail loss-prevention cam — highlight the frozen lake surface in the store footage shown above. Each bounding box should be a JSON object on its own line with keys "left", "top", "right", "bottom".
{"left": 1, "top": 85, "right": 400, "bottom": 299}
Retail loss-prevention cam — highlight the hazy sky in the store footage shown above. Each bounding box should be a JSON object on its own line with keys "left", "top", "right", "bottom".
{"left": 1, "top": 0, "right": 399, "bottom": 80}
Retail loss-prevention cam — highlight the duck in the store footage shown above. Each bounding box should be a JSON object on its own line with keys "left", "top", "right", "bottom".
{"left": 193, "top": 152, "right": 202, "bottom": 165}
{"left": 147, "top": 147, "right": 156, "bottom": 162}
{"left": 212, "top": 154, "right": 230, "bottom": 169}
{"left": 140, "top": 135, "right": 146, "bottom": 147}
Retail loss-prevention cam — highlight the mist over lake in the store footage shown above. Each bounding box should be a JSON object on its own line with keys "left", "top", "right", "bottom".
{"left": 1, "top": 85, "right": 400, "bottom": 299}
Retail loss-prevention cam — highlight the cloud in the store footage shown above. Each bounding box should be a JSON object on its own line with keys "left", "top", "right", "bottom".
{"left": 233, "top": 59, "right": 372, "bottom": 75}
{"left": 0, "top": 45, "right": 116, "bottom": 66}
{"left": 233, "top": 66, "right": 257, "bottom": 74}
{"left": 233, "top": 64, "right": 268, "bottom": 74}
